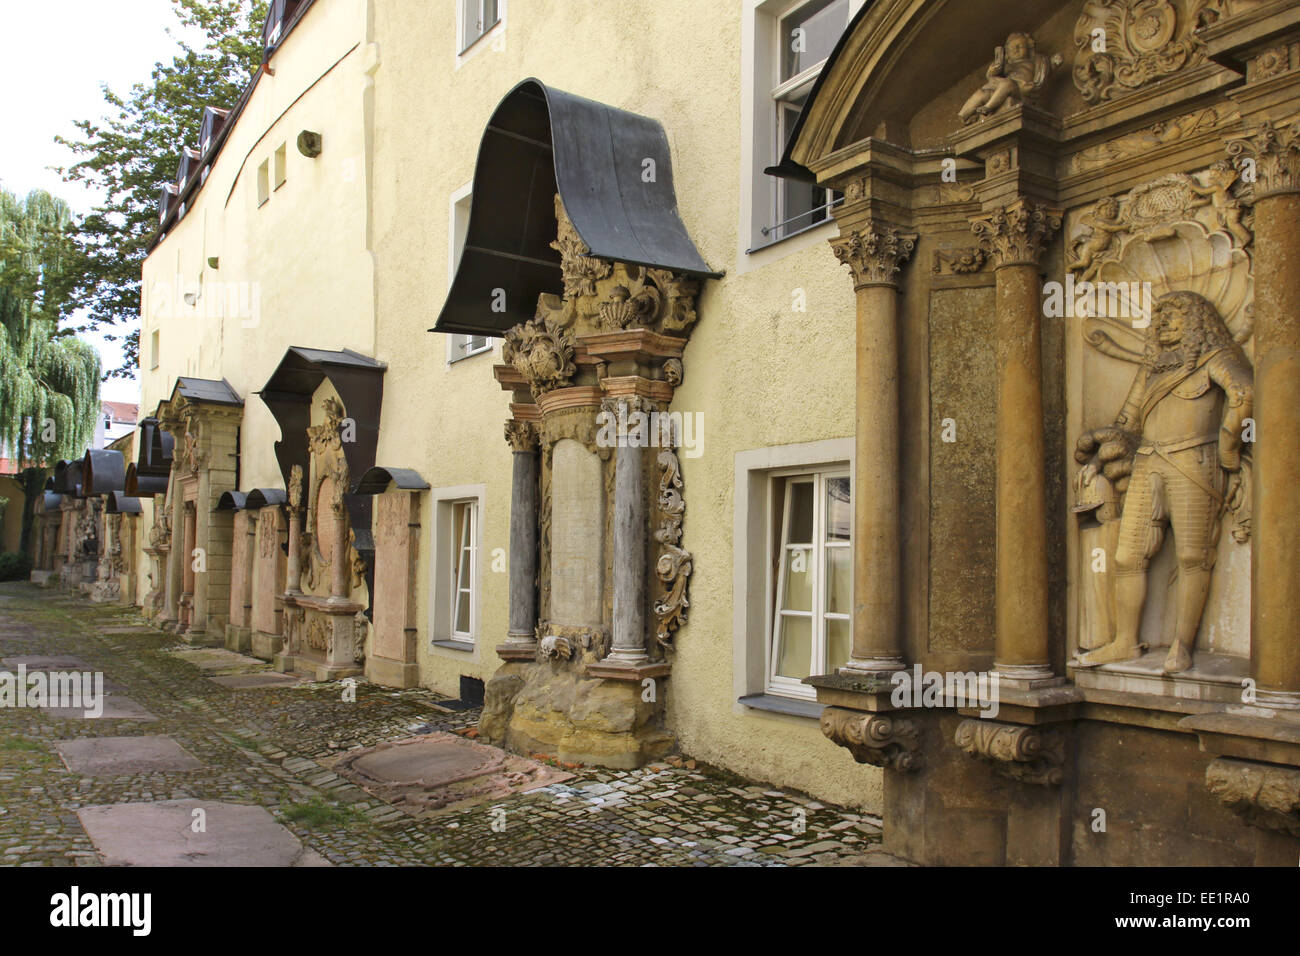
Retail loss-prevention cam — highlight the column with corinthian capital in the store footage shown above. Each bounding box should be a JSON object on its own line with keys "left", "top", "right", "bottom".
{"left": 970, "top": 197, "right": 1061, "bottom": 687}
{"left": 500, "top": 418, "right": 540, "bottom": 660}
{"left": 1227, "top": 119, "right": 1300, "bottom": 708}
{"left": 830, "top": 221, "right": 918, "bottom": 676}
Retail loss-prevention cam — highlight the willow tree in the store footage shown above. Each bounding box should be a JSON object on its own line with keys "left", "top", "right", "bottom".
{"left": 0, "top": 187, "right": 101, "bottom": 467}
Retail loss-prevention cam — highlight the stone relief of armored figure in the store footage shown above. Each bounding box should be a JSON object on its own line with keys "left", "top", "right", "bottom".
{"left": 1074, "top": 291, "right": 1253, "bottom": 674}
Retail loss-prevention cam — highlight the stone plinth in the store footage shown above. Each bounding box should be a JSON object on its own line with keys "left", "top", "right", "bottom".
{"left": 275, "top": 593, "right": 363, "bottom": 681}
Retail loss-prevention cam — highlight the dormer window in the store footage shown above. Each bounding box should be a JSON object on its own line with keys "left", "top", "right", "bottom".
{"left": 199, "top": 106, "right": 229, "bottom": 157}
{"left": 263, "top": 0, "right": 302, "bottom": 52}
{"left": 158, "top": 183, "right": 179, "bottom": 224}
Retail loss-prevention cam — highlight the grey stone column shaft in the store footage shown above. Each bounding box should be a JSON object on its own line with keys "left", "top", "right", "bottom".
{"left": 608, "top": 408, "right": 648, "bottom": 664}
{"left": 506, "top": 446, "right": 539, "bottom": 644}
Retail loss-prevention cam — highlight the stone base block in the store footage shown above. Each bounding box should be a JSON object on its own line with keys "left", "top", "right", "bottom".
{"left": 29, "top": 570, "right": 55, "bottom": 587}
{"left": 225, "top": 625, "right": 252, "bottom": 654}
{"left": 251, "top": 630, "right": 283, "bottom": 661}
{"left": 365, "top": 655, "right": 420, "bottom": 688}
{"left": 88, "top": 581, "right": 121, "bottom": 603}
{"left": 178, "top": 628, "right": 222, "bottom": 648}
{"left": 481, "top": 659, "right": 672, "bottom": 769}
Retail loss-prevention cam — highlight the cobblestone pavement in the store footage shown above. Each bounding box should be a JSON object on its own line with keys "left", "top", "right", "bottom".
{"left": 0, "top": 582, "right": 897, "bottom": 867}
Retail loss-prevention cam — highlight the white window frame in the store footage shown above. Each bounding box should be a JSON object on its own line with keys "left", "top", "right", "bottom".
{"left": 738, "top": 0, "right": 862, "bottom": 272}
{"left": 451, "top": 500, "right": 477, "bottom": 640}
{"left": 446, "top": 182, "right": 495, "bottom": 364}
{"left": 765, "top": 467, "right": 851, "bottom": 699}
{"left": 456, "top": 0, "right": 505, "bottom": 64}
{"left": 429, "top": 484, "right": 485, "bottom": 649}
{"left": 733, "top": 439, "right": 854, "bottom": 712}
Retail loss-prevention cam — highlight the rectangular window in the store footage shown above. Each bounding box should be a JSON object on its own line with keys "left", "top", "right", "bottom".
{"left": 430, "top": 486, "right": 485, "bottom": 648}
{"left": 459, "top": 0, "right": 501, "bottom": 53}
{"left": 768, "top": 0, "right": 848, "bottom": 243}
{"left": 767, "top": 468, "right": 851, "bottom": 699}
{"left": 451, "top": 334, "right": 492, "bottom": 361}
{"left": 150, "top": 330, "right": 160, "bottom": 370}
{"left": 257, "top": 159, "right": 270, "bottom": 206}
{"left": 447, "top": 184, "right": 492, "bottom": 363}
{"left": 274, "top": 144, "right": 287, "bottom": 190}
{"left": 450, "top": 501, "right": 476, "bottom": 639}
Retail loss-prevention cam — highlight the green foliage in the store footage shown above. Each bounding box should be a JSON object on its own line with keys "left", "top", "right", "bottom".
{"left": 0, "top": 187, "right": 101, "bottom": 465}
{"left": 0, "top": 552, "right": 33, "bottom": 581}
{"left": 56, "top": 0, "right": 269, "bottom": 377}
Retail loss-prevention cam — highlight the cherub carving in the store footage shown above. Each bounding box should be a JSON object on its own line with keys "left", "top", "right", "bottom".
{"left": 960, "top": 32, "right": 1062, "bottom": 125}
{"left": 1187, "top": 161, "right": 1251, "bottom": 248}
{"left": 1070, "top": 197, "right": 1126, "bottom": 281}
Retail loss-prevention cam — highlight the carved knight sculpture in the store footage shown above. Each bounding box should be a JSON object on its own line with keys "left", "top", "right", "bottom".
{"left": 1074, "top": 291, "right": 1253, "bottom": 673}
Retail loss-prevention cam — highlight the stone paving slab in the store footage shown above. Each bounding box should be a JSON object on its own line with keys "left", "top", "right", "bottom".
{"left": 77, "top": 799, "right": 330, "bottom": 866}
{"left": 2, "top": 655, "right": 93, "bottom": 671}
{"left": 165, "top": 648, "right": 268, "bottom": 673}
{"left": 209, "top": 673, "right": 304, "bottom": 689}
{"left": 44, "top": 696, "right": 156, "bottom": 721}
{"left": 56, "top": 736, "right": 203, "bottom": 775}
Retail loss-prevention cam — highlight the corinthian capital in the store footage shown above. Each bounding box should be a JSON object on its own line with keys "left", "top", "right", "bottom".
{"left": 970, "top": 197, "right": 1062, "bottom": 268}
{"left": 830, "top": 222, "right": 918, "bottom": 290}
{"left": 1227, "top": 117, "right": 1300, "bottom": 199}
{"left": 503, "top": 419, "right": 538, "bottom": 452}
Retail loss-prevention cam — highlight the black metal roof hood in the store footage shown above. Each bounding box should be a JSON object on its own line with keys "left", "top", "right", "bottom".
{"left": 82, "top": 448, "right": 127, "bottom": 496}
{"left": 352, "top": 466, "right": 430, "bottom": 496}
{"left": 432, "top": 78, "right": 719, "bottom": 338}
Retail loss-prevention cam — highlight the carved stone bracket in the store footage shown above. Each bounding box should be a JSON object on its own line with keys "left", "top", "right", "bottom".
{"left": 954, "top": 718, "right": 1065, "bottom": 786}
{"left": 821, "top": 706, "right": 923, "bottom": 772}
{"left": 932, "top": 246, "right": 988, "bottom": 275}
{"left": 830, "top": 222, "right": 919, "bottom": 289}
{"left": 1226, "top": 117, "right": 1300, "bottom": 199}
{"left": 1206, "top": 757, "right": 1300, "bottom": 837}
{"left": 971, "top": 198, "right": 1062, "bottom": 268}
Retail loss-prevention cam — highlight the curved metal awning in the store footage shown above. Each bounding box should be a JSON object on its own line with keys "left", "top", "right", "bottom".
{"left": 245, "top": 488, "right": 288, "bottom": 510}
{"left": 124, "top": 464, "right": 169, "bottom": 498}
{"left": 352, "top": 466, "right": 430, "bottom": 496}
{"left": 106, "top": 493, "right": 143, "bottom": 515}
{"left": 216, "top": 491, "right": 249, "bottom": 512}
{"left": 83, "top": 448, "right": 127, "bottom": 496}
{"left": 431, "top": 78, "right": 719, "bottom": 338}
{"left": 53, "top": 459, "right": 84, "bottom": 497}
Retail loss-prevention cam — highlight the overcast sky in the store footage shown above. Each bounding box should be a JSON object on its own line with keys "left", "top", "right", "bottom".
{"left": 0, "top": 0, "right": 204, "bottom": 405}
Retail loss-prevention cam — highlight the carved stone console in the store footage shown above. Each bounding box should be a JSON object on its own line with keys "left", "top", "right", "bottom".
{"left": 821, "top": 706, "right": 923, "bottom": 772}
{"left": 954, "top": 718, "right": 1065, "bottom": 786}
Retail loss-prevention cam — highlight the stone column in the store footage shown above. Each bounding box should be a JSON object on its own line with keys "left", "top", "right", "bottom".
{"left": 501, "top": 419, "right": 539, "bottom": 657}
{"left": 286, "top": 465, "right": 304, "bottom": 595}
{"left": 830, "top": 222, "right": 918, "bottom": 676}
{"left": 604, "top": 397, "right": 649, "bottom": 665}
{"left": 328, "top": 501, "right": 350, "bottom": 604}
{"left": 181, "top": 503, "right": 197, "bottom": 631}
{"left": 971, "top": 198, "right": 1061, "bottom": 686}
{"left": 1229, "top": 120, "right": 1300, "bottom": 708}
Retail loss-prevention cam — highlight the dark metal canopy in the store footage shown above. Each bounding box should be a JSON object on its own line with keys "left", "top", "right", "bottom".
{"left": 106, "top": 493, "right": 143, "bottom": 515}
{"left": 352, "top": 466, "right": 430, "bottom": 496}
{"left": 126, "top": 417, "right": 175, "bottom": 497}
{"left": 431, "top": 78, "right": 719, "bottom": 338}
{"left": 53, "top": 459, "right": 84, "bottom": 497}
{"left": 245, "top": 488, "right": 287, "bottom": 510}
{"left": 216, "top": 491, "right": 248, "bottom": 512}
{"left": 172, "top": 377, "right": 242, "bottom": 407}
{"left": 82, "top": 448, "right": 127, "bottom": 496}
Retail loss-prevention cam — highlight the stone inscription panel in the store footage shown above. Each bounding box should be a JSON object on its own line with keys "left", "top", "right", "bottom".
{"left": 550, "top": 439, "right": 605, "bottom": 628}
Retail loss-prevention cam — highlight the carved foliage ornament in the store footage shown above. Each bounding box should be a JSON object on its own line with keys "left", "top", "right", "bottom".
{"left": 502, "top": 315, "right": 577, "bottom": 395}
{"left": 653, "top": 448, "right": 690, "bottom": 647}
{"left": 504, "top": 419, "right": 539, "bottom": 452}
{"left": 1226, "top": 117, "right": 1300, "bottom": 199}
{"left": 830, "top": 223, "right": 918, "bottom": 289}
{"left": 971, "top": 198, "right": 1062, "bottom": 268}
{"left": 1072, "top": 0, "right": 1224, "bottom": 105}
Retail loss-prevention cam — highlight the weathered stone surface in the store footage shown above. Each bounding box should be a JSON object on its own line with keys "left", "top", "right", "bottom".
{"left": 56, "top": 736, "right": 202, "bottom": 775}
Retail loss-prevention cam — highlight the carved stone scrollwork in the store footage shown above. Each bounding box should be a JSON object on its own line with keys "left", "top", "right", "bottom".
{"left": 830, "top": 222, "right": 919, "bottom": 289}
{"left": 821, "top": 707, "right": 922, "bottom": 772}
{"left": 502, "top": 315, "right": 577, "bottom": 395}
{"left": 1205, "top": 757, "right": 1300, "bottom": 837}
{"left": 1226, "top": 117, "right": 1300, "bottom": 199}
{"left": 1072, "top": 0, "right": 1218, "bottom": 106}
{"left": 288, "top": 464, "right": 304, "bottom": 510}
{"left": 954, "top": 719, "right": 1065, "bottom": 786}
{"left": 971, "top": 198, "right": 1062, "bottom": 268}
{"left": 552, "top": 196, "right": 613, "bottom": 300}
{"left": 652, "top": 447, "right": 690, "bottom": 647}
{"left": 504, "top": 419, "right": 539, "bottom": 452}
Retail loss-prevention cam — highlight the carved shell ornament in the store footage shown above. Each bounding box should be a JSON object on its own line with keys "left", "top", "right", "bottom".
{"left": 1070, "top": 169, "right": 1255, "bottom": 366}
